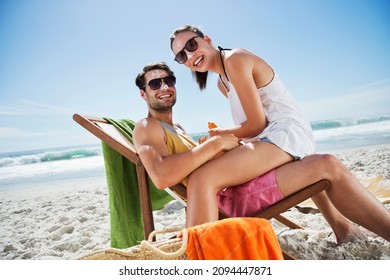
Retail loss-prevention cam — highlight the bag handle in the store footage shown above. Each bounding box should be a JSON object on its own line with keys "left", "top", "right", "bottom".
{"left": 140, "top": 228, "right": 188, "bottom": 258}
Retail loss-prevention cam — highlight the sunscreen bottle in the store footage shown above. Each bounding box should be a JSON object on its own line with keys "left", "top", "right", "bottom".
{"left": 208, "top": 122, "right": 218, "bottom": 129}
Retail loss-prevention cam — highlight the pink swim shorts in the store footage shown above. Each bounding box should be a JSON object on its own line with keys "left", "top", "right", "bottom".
{"left": 217, "top": 169, "right": 284, "bottom": 217}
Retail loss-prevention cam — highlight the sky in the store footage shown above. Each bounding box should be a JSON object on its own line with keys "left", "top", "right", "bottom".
{"left": 0, "top": 0, "right": 389, "bottom": 153}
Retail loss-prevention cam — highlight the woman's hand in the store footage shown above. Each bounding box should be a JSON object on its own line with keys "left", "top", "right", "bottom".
{"left": 208, "top": 127, "right": 225, "bottom": 137}
{"left": 208, "top": 121, "right": 225, "bottom": 137}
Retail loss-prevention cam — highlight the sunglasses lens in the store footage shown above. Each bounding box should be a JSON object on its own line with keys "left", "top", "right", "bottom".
{"left": 163, "top": 76, "right": 176, "bottom": 87}
{"left": 186, "top": 38, "right": 198, "bottom": 52}
{"left": 148, "top": 79, "right": 162, "bottom": 90}
{"left": 175, "top": 51, "right": 187, "bottom": 64}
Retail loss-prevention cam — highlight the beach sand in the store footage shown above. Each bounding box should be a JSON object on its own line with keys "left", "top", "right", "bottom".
{"left": 0, "top": 145, "right": 389, "bottom": 260}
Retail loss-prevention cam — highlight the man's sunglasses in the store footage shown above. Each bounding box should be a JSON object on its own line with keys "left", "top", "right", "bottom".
{"left": 174, "top": 36, "right": 200, "bottom": 64}
{"left": 143, "top": 75, "right": 176, "bottom": 90}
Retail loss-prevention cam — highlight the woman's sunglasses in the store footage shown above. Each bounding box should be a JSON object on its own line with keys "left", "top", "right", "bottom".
{"left": 174, "top": 36, "right": 200, "bottom": 64}
{"left": 143, "top": 75, "right": 176, "bottom": 90}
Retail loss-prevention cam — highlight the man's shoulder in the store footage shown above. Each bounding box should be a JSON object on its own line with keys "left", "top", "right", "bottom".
{"left": 133, "top": 118, "right": 165, "bottom": 148}
{"left": 135, "top": 117, "right": 160, "bottom": 129}
{"left": 134, "top": 117, "right": 166, "bottom": 139}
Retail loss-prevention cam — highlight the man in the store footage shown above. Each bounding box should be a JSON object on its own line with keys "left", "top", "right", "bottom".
{"left": 133, "top": 62, "right": 390, "bottom": 244}
{"left": 134, "top": 62, "right": 239, "bottom": 190}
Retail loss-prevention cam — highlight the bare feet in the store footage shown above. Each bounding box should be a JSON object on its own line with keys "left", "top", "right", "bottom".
{"left": 335, "top": 224, "right": 376, "bottom": 244}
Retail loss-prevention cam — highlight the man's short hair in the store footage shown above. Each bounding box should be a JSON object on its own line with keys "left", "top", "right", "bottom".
{"left": 135, "top": 62, "right": 175, "bottom": 89}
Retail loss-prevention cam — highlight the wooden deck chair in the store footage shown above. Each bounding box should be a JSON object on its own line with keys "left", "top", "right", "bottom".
{"left": 73, "top": 113, "right": 329, "bottom": 259}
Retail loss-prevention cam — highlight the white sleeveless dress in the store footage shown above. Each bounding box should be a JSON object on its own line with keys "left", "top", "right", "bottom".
{"left": 226, "top": 73, "right": 315, "bottom": 159}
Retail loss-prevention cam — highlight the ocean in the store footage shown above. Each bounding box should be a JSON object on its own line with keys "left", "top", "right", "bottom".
{"left": 1, "top": 114, "right": 390, "bottom": 192}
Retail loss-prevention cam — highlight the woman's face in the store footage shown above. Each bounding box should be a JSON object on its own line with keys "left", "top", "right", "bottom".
{"left": 171, "top": 31, "right": 211, "bottom": 72}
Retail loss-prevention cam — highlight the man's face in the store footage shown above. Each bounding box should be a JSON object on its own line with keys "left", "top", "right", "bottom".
{"left": 143, "top": 69, "right": 176, "bottom": 111}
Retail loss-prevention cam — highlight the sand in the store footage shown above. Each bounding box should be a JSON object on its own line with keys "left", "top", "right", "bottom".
{"left": 0, "top": 145, "right": 389, "bottom": 260}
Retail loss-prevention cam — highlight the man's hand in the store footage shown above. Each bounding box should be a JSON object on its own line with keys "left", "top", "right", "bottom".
{"left": 216, "top": 134, "right": 241, "bottom": 151}
{"left": 197, "top": 135, "right": 209, "bottom": 144}
{"left": 206, "top": 134, "right": 240, "bottom": 159}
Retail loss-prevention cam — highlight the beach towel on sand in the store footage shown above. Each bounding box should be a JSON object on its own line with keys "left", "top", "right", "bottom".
{"left": 102, "top": 118, "right": 173, "bottom": 248}
{"left": 184, "top": 217, "right": 283, "bottom": 260}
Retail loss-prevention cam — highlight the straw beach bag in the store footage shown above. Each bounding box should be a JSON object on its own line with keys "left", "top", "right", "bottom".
{"left": 77, "top": 228, "right": 188, "bottom": 260}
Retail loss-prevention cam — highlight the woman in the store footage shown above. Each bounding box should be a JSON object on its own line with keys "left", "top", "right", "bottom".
{"left": 170, "top": 25, "right": 314, "bottom": 161}
{"left": 169, "top": 25, "right": 390, "bottom": 244}
{"left": 170, "top": 24, "right": 313, "bottom": 219}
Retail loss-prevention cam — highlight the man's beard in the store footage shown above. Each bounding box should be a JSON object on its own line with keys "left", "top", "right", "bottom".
{"left": 149, "top": 99, "right": 176, "bottom": 113}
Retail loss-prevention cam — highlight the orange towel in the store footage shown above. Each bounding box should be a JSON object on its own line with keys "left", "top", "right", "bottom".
{"left": 185, "top": 218, "right": 283, "bottom": 260}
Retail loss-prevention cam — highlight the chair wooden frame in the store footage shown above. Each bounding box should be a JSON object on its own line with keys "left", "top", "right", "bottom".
{"left": 73, "top": 113, "right": 330, "bottom": 258}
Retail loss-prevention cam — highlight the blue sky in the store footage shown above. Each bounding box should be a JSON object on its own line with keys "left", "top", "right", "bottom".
{"left": 1, "top": 0, "right": 389, "bottom": 153}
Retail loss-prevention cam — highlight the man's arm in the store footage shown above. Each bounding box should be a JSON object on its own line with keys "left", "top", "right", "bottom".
{"left": 133, "top": 118, "right": 239, "bottom": 189}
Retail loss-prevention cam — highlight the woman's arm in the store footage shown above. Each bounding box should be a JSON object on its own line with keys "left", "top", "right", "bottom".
{"left": 213, "top": 49, "right": 271, "bottom": 139}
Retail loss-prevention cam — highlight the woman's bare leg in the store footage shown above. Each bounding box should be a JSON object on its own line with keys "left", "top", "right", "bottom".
{"left": 275, "top": 154, "right": 390, "bottom": 242}
{"left": 186, "top": 141, "right": 292, "bottom": 227}
{"left": 186, "top": 145, "right": 390, "bottom": 242}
